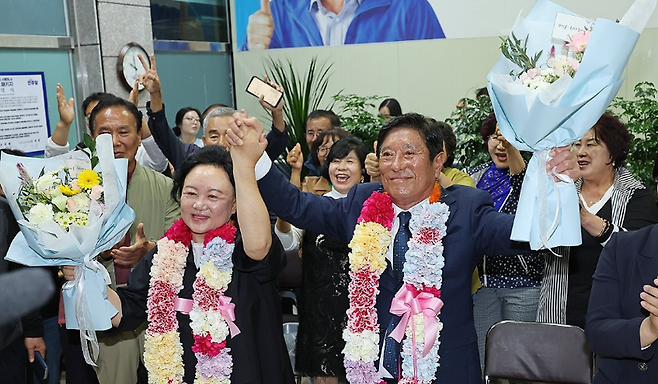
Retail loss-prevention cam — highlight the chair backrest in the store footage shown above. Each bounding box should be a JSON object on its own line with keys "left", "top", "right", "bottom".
{"left": 484, "top": 320, "right": 593, "bottom": 384}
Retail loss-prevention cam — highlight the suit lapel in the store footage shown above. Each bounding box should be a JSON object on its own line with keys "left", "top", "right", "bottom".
{"left": 637, "top": 225, "right": 658, "bottom": 284}
{"left": 440, "top": 186, "right": 457, "bottom": 228}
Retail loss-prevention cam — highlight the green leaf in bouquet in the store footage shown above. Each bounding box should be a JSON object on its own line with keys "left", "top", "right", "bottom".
{"left": 82, "top": 132, "right": 99, "bottom": 169}
{"left": 500, "top": 33, "right": 543, "bottom": 78}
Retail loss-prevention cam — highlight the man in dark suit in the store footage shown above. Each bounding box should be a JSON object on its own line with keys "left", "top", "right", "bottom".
{"left": 585, "top": 224, "right": 658, "bottom": 383}
{"left": 228, "top": 112, "right": 580, "bottom": 383}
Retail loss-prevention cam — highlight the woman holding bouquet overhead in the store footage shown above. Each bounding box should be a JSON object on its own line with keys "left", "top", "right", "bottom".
{"left": 538, "top": 113, "right": 658, "bottom": 327}
{"left": 67, "top": 145, "right": 294, "bottom": 383}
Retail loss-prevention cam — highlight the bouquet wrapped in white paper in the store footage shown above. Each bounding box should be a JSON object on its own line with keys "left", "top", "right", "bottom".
{"left": 0, "top": 134, "right": 135, "bottom": 364}
{"left": 487, "top": 0, "right": 656, "bottom": 250}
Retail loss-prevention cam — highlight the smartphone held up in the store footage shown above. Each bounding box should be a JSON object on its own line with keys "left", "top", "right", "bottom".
{"left": 245, "top": 76, "right": 283, "bottom": 108}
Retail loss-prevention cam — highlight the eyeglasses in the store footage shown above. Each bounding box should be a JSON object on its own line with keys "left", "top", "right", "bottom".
{"left": 184, "top": 117, "right": 201, "bottom": 123}
{"left": 318, "top": 146, "right": 332, "bottom": 155}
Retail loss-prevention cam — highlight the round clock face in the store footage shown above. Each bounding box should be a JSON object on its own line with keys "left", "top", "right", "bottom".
{"left": 118, "top": 43, "right": 149, "bottom": 91}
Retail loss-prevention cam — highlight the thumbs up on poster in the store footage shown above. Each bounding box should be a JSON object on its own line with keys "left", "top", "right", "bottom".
{"left": 247, "top": 0, "right": 274, "bottom": 50}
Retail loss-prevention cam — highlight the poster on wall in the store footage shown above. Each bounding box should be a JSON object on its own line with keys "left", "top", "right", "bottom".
{"left": 0, "top": 72, "right": 50, "bottom": 155}
{"left": 234, "top": 0, "right": 658, "bottom": 51}
{"left": 236, "top": 0, "right": 446, "bottom": 50}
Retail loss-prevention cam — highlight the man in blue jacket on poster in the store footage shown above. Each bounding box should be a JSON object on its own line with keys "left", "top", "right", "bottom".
{"left": 242, "top": 0, "right": 445, "bottom": 50}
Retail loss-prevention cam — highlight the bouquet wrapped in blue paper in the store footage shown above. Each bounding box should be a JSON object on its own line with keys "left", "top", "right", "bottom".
{"left": 0, "top": 134, "right": 135, "bottom": 364}
{"left": 487, "top": 0, "right": 656, "bottom": 250}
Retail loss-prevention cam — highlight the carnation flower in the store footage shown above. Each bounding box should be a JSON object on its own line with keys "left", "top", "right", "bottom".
{"left": 28, "top": 203, "right": 54, "bottom": 227}
{"left": 70, "top": 193, "right": 91, "bottom": 213}
{"left": 34, "top": 173, "right": 59, "bottom": 194}
{"left": 342, "top": 329, "right": 380, "bottom": 362}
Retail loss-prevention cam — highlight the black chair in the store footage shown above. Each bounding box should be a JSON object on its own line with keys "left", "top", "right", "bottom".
{"left": 484, "top": 320, "right": 593, "bottom": 384}
{"left": 278, "top": 249, "right": 302, "bottom": 323}
{"left": 278, "top": 249, "right": 303, "bottom": 383}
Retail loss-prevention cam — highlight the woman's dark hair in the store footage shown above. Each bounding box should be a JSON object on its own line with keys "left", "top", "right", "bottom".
{"left": 321, "top": 136, "right": 369, "bottom": 182}
{"left": 173, "top": 107, "right": 202, "bottom": 137}
{"left": 480, "top": 112, "right": 497, "bottom": 145}
{"left": 89, "top": 96, "right": 142, "bottom": 135}
{"left": 428, "top": 119, "right": 456, "bottom": 167}
{"left": 376, "top": 113, "right": 444, "bottom": 162}
{"left": 590, "top": 112, "right": 631, "bottom": 168}
{"left": 379, "top": 98, "right": 402, "bottom": 117}
{"left": 171, "top": 145, "right": 234, "bottom": 203}
{"left": 310, "top": 128, "right": 350, "bottom": 166}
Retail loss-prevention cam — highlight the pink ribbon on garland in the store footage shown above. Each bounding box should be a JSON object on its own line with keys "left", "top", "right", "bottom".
{"left": 174, "top": 296, "right": 241, "bottom": 338}
{"left": 218, "top": 295, "right": 241, "bottom": 337}
{"left": 389, "top": 283, "right": 443, "bottom": 356}
{"left": 174, "top": 297, "right": 193, "bottom": 314}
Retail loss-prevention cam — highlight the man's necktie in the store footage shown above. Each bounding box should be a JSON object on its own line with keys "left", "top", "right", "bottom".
{"left": 382, "top": 211, "right": 411, "bottom": 379}
{"left": 393, "top": 211, "right": 411, "bottom": 281}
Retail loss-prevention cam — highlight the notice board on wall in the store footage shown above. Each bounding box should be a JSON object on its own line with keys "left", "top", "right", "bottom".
{"left": 0, "top": 72, "right": 50, "bottom": 155}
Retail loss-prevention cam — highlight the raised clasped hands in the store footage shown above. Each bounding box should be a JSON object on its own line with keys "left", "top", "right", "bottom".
{"left": 227, "top": 111, "right": 268, "bottom": 167}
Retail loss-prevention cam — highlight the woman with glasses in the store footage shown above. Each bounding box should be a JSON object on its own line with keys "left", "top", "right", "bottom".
{"left": 173, "top": 107, "right": 204, "bottom": 147}
{"left": 467, "top": 112, "right": 544, "bottom": 373}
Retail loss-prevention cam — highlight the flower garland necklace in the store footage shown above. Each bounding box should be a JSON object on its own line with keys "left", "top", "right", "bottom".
{"left": 343, "top": 183, "right": 449, "bottom": 384}
{"left": 144, "top": 218, "right": 239, "bottom": 384}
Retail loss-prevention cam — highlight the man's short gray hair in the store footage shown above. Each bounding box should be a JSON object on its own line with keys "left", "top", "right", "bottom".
{"left": 203, "top": 106, "right": 236, "bottom": 132}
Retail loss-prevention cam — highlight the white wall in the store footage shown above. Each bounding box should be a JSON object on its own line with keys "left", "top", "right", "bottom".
{"left": 231, "top": 0, "right": 658, "bottom": 124}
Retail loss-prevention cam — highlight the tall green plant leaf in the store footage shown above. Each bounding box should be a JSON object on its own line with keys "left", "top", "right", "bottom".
{"left": 264, "top": 57, "right": 333, "bottom": 176}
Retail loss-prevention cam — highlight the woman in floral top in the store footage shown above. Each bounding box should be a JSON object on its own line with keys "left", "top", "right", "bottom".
{"left": 467, "top": 112, "right": 544, "bottom": 373}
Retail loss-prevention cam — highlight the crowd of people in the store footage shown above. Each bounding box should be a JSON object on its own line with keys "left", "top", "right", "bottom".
{"left": 1, "top": 55, "right": 657, "bottom": 384}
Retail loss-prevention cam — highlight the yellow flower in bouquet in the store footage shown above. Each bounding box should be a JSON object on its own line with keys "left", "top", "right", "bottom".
{"left": 77, "top": 169, "right": 100, "bottom": 189}
{"left": 59, "top": 184, "right": 81, "bottom": 196}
